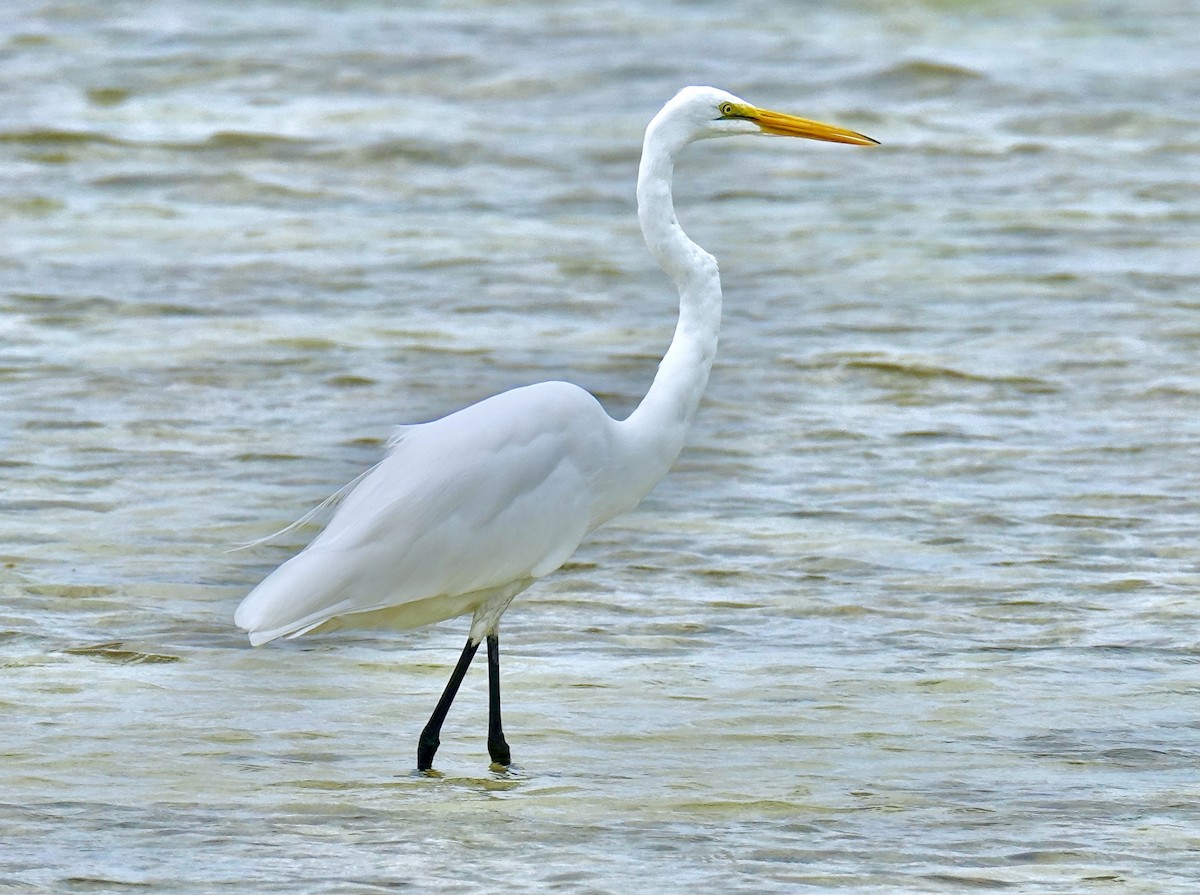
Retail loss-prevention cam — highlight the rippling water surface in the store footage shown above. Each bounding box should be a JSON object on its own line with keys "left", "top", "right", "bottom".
{"left": 3, "top": 1, "right": 1199, "bottom": 892}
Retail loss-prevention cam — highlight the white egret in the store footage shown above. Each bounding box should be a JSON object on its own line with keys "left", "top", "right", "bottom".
{"left": 235, "top": 86, "right": 876, "bottom": 771}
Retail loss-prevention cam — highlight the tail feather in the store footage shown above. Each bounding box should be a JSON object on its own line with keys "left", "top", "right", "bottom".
{"left": 235, "top": 548, "right": 356, "bottom": 645}
{"left": 227, "top": 464, "right": 379, "bottom": 554}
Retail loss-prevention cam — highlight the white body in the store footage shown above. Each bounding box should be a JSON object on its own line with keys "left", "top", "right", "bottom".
{"left": 235, "top": 87, "right": 874, "bottom": 647}
{"left": 236, "top": 381, "right": 658, "bottom": 644}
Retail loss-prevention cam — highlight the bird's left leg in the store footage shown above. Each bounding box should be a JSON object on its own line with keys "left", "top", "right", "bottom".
{"left": 417, "top": 637, "right": 480, "bottom": 771}
{"left": 486, "top": 633, "right": 511, "bottom": 767}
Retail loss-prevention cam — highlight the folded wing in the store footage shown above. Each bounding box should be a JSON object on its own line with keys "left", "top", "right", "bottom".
{"left": 235, "top": 381, "right": 616, "bottom": 644}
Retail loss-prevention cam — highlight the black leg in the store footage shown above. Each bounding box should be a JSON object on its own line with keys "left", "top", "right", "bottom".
{"left": 486, "top": 633, "right": 512, "bottom": 767}
{"left": 417, "top": 637, "right": 480, "bottom": 771}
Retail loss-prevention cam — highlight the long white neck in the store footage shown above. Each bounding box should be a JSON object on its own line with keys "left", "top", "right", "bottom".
{"left": 614, "top": 115, "right": 722, "bottom": 504}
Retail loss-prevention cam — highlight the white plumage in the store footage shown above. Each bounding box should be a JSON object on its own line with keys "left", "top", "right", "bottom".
{"left": 235, "top": 86, "right": 876, "bottom": 770}
{"left": 236, "top": 382, "right": 635, "bottom": 644}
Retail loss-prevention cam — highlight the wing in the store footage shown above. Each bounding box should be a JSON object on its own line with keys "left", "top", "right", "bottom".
{"left": 235, "top": 381, "right": 618, "bottom": 644}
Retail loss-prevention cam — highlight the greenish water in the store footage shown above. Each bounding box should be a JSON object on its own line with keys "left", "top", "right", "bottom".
{"left": 2, "top": 1, "right": 1198, "bottom": 892}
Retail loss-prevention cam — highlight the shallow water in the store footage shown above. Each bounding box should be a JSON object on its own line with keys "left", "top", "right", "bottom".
{"left": 2, "top": 1, "right": 1199, "bottom": 892}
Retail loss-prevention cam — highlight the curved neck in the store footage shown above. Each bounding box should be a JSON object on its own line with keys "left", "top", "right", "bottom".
{"left": 615, "top": 118, "right": 722, "bottom": 501}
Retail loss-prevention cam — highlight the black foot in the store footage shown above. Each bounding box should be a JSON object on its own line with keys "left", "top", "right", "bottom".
{"left": 488, "top": 737, "right": 512, "bottom": 768}
{"left": 417, "top": 729, "right": 440, "bottom": 771}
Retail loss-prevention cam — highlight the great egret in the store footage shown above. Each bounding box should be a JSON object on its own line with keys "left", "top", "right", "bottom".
{"left": 235, "top": 86, "right": 876, "bottom": 771}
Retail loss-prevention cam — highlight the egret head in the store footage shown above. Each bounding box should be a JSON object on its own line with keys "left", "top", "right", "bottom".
{"left": 654, "top": 85, "right": 877, "bottom": 148}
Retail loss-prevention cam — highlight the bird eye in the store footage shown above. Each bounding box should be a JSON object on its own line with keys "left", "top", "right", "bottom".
{"left": 719, "top": 102, "right": 735, "bottom": 117}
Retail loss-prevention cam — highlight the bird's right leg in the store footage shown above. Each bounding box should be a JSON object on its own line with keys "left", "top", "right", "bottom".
{"left": 417, "top": 637, "right": 480, "bottom": 771}
{"left": 486, "top": 633, "right": 511, "bottom": 767}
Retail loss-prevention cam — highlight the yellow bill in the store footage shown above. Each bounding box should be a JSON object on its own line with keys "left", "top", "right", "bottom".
{"left": 723, "top": 102, "right": 878, "bottom": 146}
